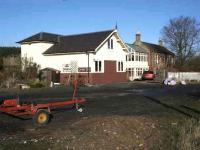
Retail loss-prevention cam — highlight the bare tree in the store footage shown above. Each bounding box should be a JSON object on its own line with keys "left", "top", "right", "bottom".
{"left": 161, "top": 16, "right": 200, "bottom": 68}
{"left": 21, "top": 56, "right": 40, "bottom": 80}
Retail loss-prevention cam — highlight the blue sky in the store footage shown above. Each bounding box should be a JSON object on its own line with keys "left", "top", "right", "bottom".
{"left": 0, "top": 0, "right": 200, "bottom": 46}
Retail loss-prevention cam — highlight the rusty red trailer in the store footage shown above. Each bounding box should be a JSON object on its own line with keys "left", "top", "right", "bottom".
{"left": 0, "top": 80, "right": 86, "bottom": 125}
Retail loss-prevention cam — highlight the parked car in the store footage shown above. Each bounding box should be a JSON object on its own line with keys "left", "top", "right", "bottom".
{"left": 142, "top": 71, "right": 155, "bottom": 80}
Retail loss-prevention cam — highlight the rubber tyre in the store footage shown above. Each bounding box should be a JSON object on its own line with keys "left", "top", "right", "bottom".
{"left": 33, "top": 109, "right": 50, "bottom": 126}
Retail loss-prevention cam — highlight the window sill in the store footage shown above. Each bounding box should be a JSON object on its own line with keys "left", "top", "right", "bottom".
{"left": 117, "top": 71, "right": 125, "bottom": 72}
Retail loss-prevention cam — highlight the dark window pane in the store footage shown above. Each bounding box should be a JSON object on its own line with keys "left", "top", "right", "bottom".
{"left": 95, "top": 61, "right": 98, "bottom": 71}
{"left": 99, "top": 61, "right": 102, "bottom": 71}
{"left": 111, "top": 39, "right": 113, "bottom": 49}
{"left": 129, "top": 54, "right": 131, "bottom": 61}
{"left": 118, "top": 62, "right": 120, "bottom": 71}
{"left": 108, "top": 39, "right": 110, "bottom": 49}
{"left": 132, "top": 55, "right": 134, "bottom": 61}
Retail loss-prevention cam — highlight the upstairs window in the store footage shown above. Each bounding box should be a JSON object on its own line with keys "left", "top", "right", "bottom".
{"left": 95, "top": 61, "right": 102, "bottom": 72}
{"left": 108, "top": 38, "right": 113, "bottom": 49}
{"left": 126, "top": 54, "right": 135, "bottom": 61}
{"left": 135, "top": 52, "right": 139, "bottom": 61}
{"left": 139, "top": 53, "right": 143, "bottom": 61}
{"left": 156, "top": 54, "right": 159, "bottom": 64}
{"left": 118, "top": 61, "right": 123, "bottom": 71}
{"left": 139, "top": 53, "right": 148, "bottom": 62}
{"left": 127, "top": 53, "right": 147, "bottom": 62}
{"left": 171, "top": 57, "right": 174, "bottom": 64}
{"left": 131, "top": 53, "right": 134, "bottom": 61}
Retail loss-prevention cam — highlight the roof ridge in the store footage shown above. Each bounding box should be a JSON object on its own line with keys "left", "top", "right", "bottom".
{"left": 38, "top": 31, "right": 63, "bottom": 36}
{"left": 142, "top": 41, "right": 174, "bottom": 55}
{"left": 142, "top": 41, "right": 163, "bottom": 47}
{"left": 62, "top": 29, "right": 115, "bottom": 38}
{"left": 125, "top": 43, "right": 133, "bottom": 45}
{"left": 17, "top": 32, "right": 64, "bottom": 43}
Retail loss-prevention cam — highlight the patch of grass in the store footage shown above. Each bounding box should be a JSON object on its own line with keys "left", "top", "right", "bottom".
{"left": 177, "top": 119, "right": 200, "bottom": 150}
{"left": 156, "top": 119, "right": 200, "bottom": 150}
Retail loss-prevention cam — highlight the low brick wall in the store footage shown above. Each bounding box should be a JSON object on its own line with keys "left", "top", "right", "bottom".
{"left": 60, "top": 72, "right": 127, "bottom": 85}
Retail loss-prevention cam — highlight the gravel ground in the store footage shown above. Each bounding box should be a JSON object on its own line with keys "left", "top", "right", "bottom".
{"left": 0, "top": 82, "right": 200, "bottom": 150}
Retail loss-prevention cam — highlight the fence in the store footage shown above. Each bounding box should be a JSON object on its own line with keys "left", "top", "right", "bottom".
{"left": 168, "top": 72, "right": 200, "bottom": 81}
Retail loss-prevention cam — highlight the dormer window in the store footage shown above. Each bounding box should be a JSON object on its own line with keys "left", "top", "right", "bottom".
{"left": 108, "top": 38, "right": 113, "bottom": 49}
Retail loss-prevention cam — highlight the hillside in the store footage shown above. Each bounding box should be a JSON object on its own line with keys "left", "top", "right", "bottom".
{"left": 0, "top": 47, "right": 21, "bottom": 57}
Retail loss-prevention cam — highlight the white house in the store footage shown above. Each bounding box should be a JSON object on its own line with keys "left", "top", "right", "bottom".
{"left": 125, "top": 43, "right": 149, "bottom": 80}
{"left": 18, "top": 29, "right": 129, "bottom": 84}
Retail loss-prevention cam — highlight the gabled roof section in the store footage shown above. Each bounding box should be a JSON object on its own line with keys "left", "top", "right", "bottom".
{"left": 141, "top": 42, "right": 175, "bottom": 55}
{"left": 17, "top": 32, "right": 62, "bottom": 44}
{"left": 126, "top": 43, "right": 147, "bottom": 53}
{"left": 113, "top": 32, "right": 129, "bottom": 53}
{"left": 43, "top": 29, "right": 115, "bottom": 54}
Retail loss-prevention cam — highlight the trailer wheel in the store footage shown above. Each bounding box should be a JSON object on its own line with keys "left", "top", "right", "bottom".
{"left": 33, "top": 109, "right": 50, "bottom": 125}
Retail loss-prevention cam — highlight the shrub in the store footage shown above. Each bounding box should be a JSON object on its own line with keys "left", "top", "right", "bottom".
{"left": 28, "top": 81, "right": 44, "bottom": 88}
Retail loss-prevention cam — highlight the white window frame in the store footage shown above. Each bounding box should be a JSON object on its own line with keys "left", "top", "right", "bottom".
{"left": 156, "top": 54, "right": 159, "bottom": 64}
{"left": 135, "top": 52, "right": 139, "bottom": 61}
{"left": 108, "top": 38, "right": 113, "bottom": 49}
{"left": 127, "top": 68, "right": 135, "bottom": 80}
{"left": 136, "top": 68, "right": 143, "bottom": 77}
{"left": 126, "top": 53, "right": 135, "bottom": 62}
{"left": 117, "top": 61, "right": 123, "bottom": 72}
{"left": 131, "top": 53, "right": 135, "bottom": 61}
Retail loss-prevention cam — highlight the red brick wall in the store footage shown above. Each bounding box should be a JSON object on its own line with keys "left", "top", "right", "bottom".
{"left": 60, "top": 73, "right": 88, "bottom": 85}
{"left": 148, "top": 49, "right": 153, "bottom": 71}
{"left": 60, "top": 60, "right": 127, "bottom": 85}
{"left": 91, "top": 61, "right": 127, "bottom": 84}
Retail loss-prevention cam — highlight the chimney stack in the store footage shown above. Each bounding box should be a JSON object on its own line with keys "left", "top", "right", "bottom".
{"left": 159, "top": 39, "right": 164, "bottom": 46}
{"left": 135, "top": 31, "right": 141, "bottom": 45}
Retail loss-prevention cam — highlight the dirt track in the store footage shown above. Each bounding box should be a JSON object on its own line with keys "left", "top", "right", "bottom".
{"left": 0, "top": 82, "right": 200, "bottom": 149}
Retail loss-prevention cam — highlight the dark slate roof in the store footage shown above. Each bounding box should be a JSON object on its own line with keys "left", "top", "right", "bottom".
{"left": 41, "top": 67, "right": 60, "bottom": 72}
{"left": 126, "top": 43, "right": 147, "bottom": 53}
{"left": 43, "top": 29, "right": 114, "bottom": 54}
{"left": 142, "top": 42, "right": 175, "bottom": 55}
{"left": 17, "top": 32, "right": 62, "bottom": 43}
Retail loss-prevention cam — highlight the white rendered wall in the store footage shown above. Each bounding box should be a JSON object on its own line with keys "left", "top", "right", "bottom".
{"left": 44, "top": 54, "right": 89, "bottom": 73}
{"left": 21, "top": 42, "right": 54, "bottom": 69}
{"left": 168, "top": 72, "right": 200, "bottom": 81}
{"left": 126, "top": 61, "right": 148, "bottom": 69}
